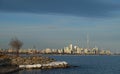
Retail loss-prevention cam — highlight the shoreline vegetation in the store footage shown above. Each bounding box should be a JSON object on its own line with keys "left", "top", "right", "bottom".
{"left": 0, "top": 54, "right": 69, "bottom": 74}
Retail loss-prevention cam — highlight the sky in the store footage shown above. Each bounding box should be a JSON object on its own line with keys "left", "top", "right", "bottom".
{"left": 0, "top": 0, "right": 120, "bottom": 52}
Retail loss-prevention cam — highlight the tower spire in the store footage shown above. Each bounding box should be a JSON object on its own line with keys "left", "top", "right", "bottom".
{"left": 87, "top": 33, "right": 89, "bottom": 49}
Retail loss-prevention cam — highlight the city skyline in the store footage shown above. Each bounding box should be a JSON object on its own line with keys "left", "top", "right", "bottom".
{"left": 0, "top": 0, "right": 120, "bottom": 53}
{"left": 2, "top": 44, "right": 111, "bottom": 55}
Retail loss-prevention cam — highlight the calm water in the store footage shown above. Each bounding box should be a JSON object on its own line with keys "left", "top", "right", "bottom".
{"left": 14, "top": 55, "right": 120, "bottom": 74}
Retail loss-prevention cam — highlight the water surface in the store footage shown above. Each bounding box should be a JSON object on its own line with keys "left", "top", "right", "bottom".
{"left": 14, "top": 55, "right": 120, "bottom": 74}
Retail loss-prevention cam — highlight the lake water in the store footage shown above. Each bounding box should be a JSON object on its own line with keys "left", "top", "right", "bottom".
{"left": 14, "top": 55, "right": 120, "bottom": 74}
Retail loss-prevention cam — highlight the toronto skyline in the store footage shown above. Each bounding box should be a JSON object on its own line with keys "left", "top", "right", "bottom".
{"left": 0, "top": 0, "right": 120, "bottom": 53}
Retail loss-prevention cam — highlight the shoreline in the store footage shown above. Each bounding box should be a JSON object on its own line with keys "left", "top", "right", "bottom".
{"left": 19, "top": 61, "right": 69, "bottom": 69}
{"left": 6, "top": 53, "right": 113, "bottom": 56}
{"left": 0, "top": 66, "right": 21, "bottom": 74}
{"left": 0, "top": 54, "right": 70, "bottom": 73}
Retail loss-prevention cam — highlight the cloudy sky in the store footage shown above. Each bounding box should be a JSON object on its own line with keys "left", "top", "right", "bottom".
{"left": 0, "top": 0, "right": 120, "bottom": 52}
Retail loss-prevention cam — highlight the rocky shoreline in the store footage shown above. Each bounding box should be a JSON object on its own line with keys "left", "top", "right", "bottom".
{"left": 0, "top": 54, "right": 70, "bottom": 73}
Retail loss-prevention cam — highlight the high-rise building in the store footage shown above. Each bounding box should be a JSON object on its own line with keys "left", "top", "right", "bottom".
{"left": 64, "top": 46, "right": 71, "bottom": 54}
{"left": 69, "top": 44, "right": 73, "bottom": 50}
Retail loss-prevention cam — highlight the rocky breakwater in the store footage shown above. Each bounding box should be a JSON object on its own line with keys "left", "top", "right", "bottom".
{"left": 0, "top": 55, "right": 20, "bottom": 74}
{"left": 10, "top": 56, "right": 56, "bottom": 65}
{"left": 0, "top": 55, "right": 69, "bottom": 70}
{"left": 0, "top": 58, "right": 11, "bottom": 66}
{"left": 14, "top": 56, "right": 69, "bottom": 69}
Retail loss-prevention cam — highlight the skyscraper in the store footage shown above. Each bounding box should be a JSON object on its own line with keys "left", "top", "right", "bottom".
{"left": 69, "top": 44, "right": 72, "bottom": 50}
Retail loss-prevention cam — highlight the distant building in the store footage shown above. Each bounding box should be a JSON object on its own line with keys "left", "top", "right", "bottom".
{"left": 91, "top": 47, "right": 99, "bottom": 54}
{"left": 76, "top": 47, "right": 83, "bottom": 54}
{"left": 52, "top": 49, "right": 58, "bottom": 53}
{"left": 99, "top": 50, "right": 105, "bottom": 55}
{"left": 84, "top": 48, "right": 89, "bottom": 54}
{"left": 57, "top": 49, "right": 63, "bottom": 54}
{"left": 64, "top": 47, "right": 71, "bottom": 54}
{"left": 105, "top": 50, "right": 111, "bottom": 55}
{"left": 44, "top": 48, "right": 52, "bottom": 54}
{"left": 69, "top": 44, "right": 73, "bottom": 50}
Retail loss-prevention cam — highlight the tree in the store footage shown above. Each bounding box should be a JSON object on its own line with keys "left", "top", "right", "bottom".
{"left": 9, "top": 37, "right": 23, "bottom": 57}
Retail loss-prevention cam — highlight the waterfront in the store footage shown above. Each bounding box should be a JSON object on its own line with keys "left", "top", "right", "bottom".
{"left": 14, "top": 55, "right": 120, "bottom": 74}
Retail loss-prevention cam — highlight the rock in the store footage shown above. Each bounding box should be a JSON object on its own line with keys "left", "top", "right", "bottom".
{"left": 0, "top": 66, "right": 20, "bottom": 74}
{"left": 0, "top": 55, "right": 70, "bottom": 70}
{"left": 8, "top": 56, "right": 56, "bottom": 65}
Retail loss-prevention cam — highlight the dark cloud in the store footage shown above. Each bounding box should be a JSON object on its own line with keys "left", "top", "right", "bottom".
{"left": 0, "top": 0, "right": 120, "bottom": 17}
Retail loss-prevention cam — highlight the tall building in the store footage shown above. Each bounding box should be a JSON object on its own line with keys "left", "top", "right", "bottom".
{"left": 69, "top": 44, "right": 73, "bottom": 50}
{"left": 64, "top": 46, "right": 71, "bottom": 54}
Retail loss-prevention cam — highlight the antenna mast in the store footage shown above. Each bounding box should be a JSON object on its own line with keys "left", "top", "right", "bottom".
{"left": 87, "top": 34, "right": 89, "bottom": 49}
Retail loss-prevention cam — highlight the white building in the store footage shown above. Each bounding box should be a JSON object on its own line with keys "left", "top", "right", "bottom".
{"left": 64, "top": 47, "right": 71, "bottom": 54}
{"left": 69, "top": 44, "right": 73, "bottom": 50}
{"left": 45, "top": 48, "right": 52, "bottom": 53}
{"left": 84, "top": 48, "right": 89, "bottom": 54}
{"left": 57, "top": 49, "right": 63, "bottom": 54}
{"left": 76, "top": 48, "right": 83, "bottom": 54}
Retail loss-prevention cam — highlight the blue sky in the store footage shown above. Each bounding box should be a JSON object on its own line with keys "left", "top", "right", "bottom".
{"left": 0, "top": 0, "right": 120, "bottom": 52}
